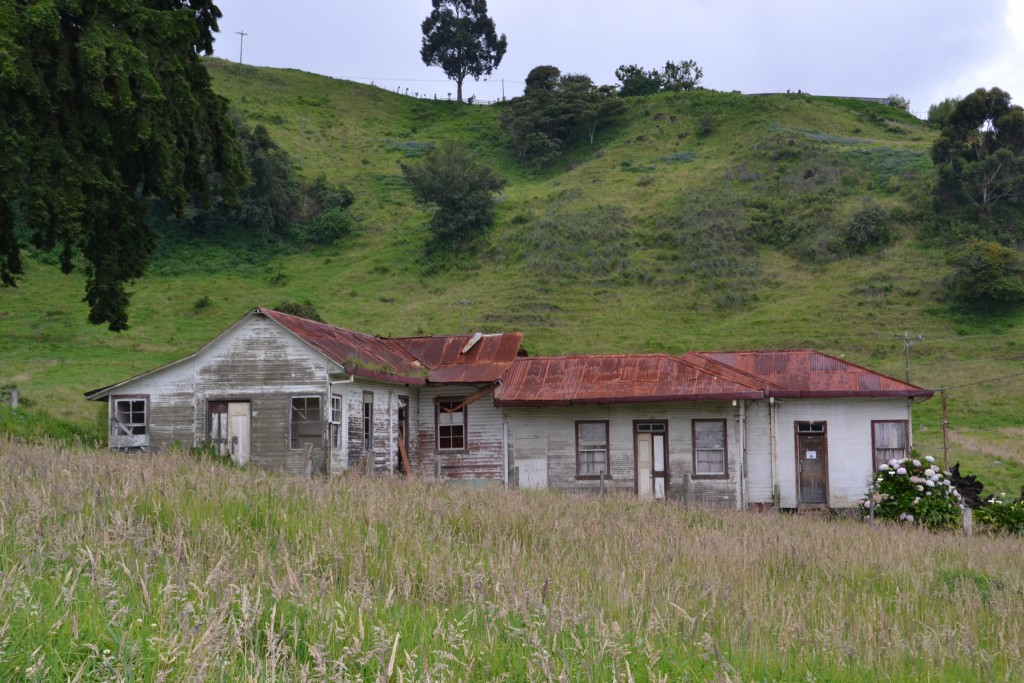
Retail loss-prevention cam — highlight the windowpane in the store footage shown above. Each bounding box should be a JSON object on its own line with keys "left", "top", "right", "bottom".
{"left": 363, "top": 392, "right": 373, "bottom": 451}
{"left": 113, "top": 398, "right": 147, "bottom": 436}
{"left": 291, "top": 396, "right": 323, "bottom": 450}
{"left": 873, "top": 421, "right": 907, "bottom": 467}
{"left": 437, "top": 398, "right": 466, "bottom": 450}
{"left": 693, "top": 420, "right": 726, "bottom": 476}
{"left": 576, "top": 421, "right": 608, "bottom": 477}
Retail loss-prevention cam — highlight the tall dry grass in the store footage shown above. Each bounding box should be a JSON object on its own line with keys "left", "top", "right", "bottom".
{"left": 1, "top": 436, "right": 1022, "bottom": 681}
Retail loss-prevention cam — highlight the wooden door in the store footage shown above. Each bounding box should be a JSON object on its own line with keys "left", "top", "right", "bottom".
{"left": 796, "top": 422, "right": 827, "bottom": 505}
{"left": 636, "top": 422, "right": 668, "bottom": 500}
{"left": 228, "top": 402, "right": 251, "bottom": 465}
{"left": 637, "top": 433, "right": 653, "bottom": 500}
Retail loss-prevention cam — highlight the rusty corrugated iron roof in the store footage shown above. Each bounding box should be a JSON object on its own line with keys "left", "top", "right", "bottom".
{"left": 259, "top": 307, "right": 429, "bottom": 384}
{"left": 703, "top": 350, "right": 933, "bottom": 398}
{"left": 394, "top": 332, "right": 524, "bottom": 383}
{"left": 493, "top": 354, "right": 767, "bottom": 407}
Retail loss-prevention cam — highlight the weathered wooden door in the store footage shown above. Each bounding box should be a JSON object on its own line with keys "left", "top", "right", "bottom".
{"left": 228, "top": 402, "right": 251, "bottom": 465}
{"left": 209, "top": 401, "right": 250, "bottom": 465}
{"left": 796, "top": 422, "right": 827, "bottom": 505}
{"left": 636, "top": 422, "right": 667, "bottom": 500}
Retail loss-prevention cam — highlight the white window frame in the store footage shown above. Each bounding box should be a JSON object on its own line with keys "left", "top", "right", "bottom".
{"left": 110, "top": 395, "right": 149, "bottom": 450}
{"left": 290, "top": 395, "right": 323, "bottom": 450}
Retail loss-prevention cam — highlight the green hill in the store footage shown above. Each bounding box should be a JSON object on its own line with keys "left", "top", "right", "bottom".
{"left": 2, "top": 59, "right": 1022, "bottom": 494}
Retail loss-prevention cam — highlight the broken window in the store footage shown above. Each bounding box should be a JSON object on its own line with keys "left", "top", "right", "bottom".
{"left": 872, "top": 420, "right": 908, "bottom": 469}
{"left": 363, "top": 392, "right": 374, "bottom": 451}
{"left": 693, "top": 419, "right": 727, "bottom": 477}
{"left": 437, "top": 398, "right": 467, "bottom": 450}
{"left": 290, "top": 396, "right": 323, "bottom": 450}
{"left": 110, "top": 396, "right": 148, "bottom": 449}
{"left": 576, "top": 421, "right": 609, "bottom": 477}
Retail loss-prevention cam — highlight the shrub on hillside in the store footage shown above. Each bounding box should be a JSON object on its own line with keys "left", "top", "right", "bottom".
{"left": 944, "top": 240, "right": 1024, "bottom": 310}
{"left": 861, "top": 453, "right": 963, "bottom": 531}
{"left": 841, "top": 200, "right": 895, "bottom": 254}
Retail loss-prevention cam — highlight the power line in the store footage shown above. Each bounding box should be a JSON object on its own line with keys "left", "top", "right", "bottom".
{"left": 935, "top": 370, "right": 1024, "bottom": 391}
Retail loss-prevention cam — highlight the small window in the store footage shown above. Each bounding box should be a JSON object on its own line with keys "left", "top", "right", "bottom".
{"left": 363, "top": 392, "right": 374, "bottom": 451}
{"left": 576, "top": 421, "right": 609, "bottom": 478}
{"left": 290, "top": 396, "right": 323, "bottom": 450}
{"left": 437, "top": 398, "right": 467, "bottom": 450}
{"left": 693, "top": 419, "right": 727, "bottom": 477}
{"left": 872, "top": 420, "right": 908, "bottom": 469}
{"left": 330, "top": 395, "right": 343, "bottom": 450}
{"left": 110, "top": 396, "right": 149, "bottom": 449}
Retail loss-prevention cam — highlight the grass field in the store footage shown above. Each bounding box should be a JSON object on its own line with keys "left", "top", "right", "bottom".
{"left": 1, "top": 437, "right": 1022, "bottom": 681}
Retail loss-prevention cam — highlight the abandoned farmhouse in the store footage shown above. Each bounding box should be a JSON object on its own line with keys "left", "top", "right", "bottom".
{"left": 86, "top": 307, "right": 933, "bottom": 510}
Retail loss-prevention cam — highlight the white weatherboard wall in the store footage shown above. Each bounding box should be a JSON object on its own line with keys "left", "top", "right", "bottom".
{"left": 415, "top": 386, "right": 505, "bottom": 480}
{"left": 742, "top": 400, "right": 774, "bottom": 505}
{"left": 773, "top": 398, "right": 912, "bottom": 508}
{"left": 504, "top": 401, "right": 743, "bottom": 506}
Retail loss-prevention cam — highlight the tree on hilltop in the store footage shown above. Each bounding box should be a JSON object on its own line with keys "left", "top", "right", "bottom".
{"left": 0, "top": 0, "right": 247, "bottom": 330}
{"left": 420, "top": 0, "right": 507, "bottom": 103}
{"left": 931, "top": 87, "right": 1024, "bottom": 217}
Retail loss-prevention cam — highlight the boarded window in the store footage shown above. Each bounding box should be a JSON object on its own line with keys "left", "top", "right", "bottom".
{"left": 873, "top": 420, "right": 907, "bottom": 468}
{"left": 290, "top": 396, "right": 323, "bottom": 450}
{"left": 363, "top": 392, "right": 373, "bottom": 451}
{"left": 437, "top": 398, "right": 466, "bottom": 450}
{"left": 576, "top": 421, "right": 609, "bottom": 477}
{"left": 693, "top": 419, "right": 727, "bottom": 477}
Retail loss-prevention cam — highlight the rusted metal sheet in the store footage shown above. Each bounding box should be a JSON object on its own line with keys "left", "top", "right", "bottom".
{"left": 703, "top": 350, "right": 934, "bottom": 398}
{"left": 493, "top": 354, "right": 766, "bottom": 407}
{"left": 260, "top": 307, "right": 428, "bottom": 384}
{"left": 395, "top": 332, "right": 523, "bottom": 383}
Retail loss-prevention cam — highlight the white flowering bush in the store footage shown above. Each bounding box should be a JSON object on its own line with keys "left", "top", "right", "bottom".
{"left": 861, "top": 452, "right": 963, "bottom": 531}
{"left": 975, "top": 493, "right": 1024, "bottom": 534}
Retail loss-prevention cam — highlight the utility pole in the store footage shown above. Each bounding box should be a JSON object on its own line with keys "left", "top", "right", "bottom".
{"left": 940, "top": 388, "right": 950, "bottom": 471}
{"left": 895, "top": 331, "right": 922, "bottom": 383}
{"left": 235, "top": 30, "right": 248, "bottom": 65}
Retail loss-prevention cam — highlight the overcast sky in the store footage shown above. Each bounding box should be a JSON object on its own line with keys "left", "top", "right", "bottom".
{"left": 210, "top": 0, "right": 1024, "bottom": 117}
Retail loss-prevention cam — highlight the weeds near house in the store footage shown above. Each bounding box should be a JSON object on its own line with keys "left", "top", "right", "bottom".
{"left": 2, "top": 438, "right": 1023, "bottom": 680}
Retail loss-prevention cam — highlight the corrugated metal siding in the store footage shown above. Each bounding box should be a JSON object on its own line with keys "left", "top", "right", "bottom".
{"left": 774, "top": 398, "right": 910, "bottom": 508}
{"left": 414, "top": 386, "right": 504, "bottom": 480}
{"left": 505, "top": 401, "right": 743, "bottom": 507}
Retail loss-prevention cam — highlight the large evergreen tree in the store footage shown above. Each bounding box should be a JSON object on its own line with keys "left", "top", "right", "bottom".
{"left": 0, "top": 0, "right": 247, "bottom": 330}
{"left": 420, "top": 0, "right": 506, "bottom": 103}
{"left": 931, "top": 87, "right": 1024, "bottom": 217}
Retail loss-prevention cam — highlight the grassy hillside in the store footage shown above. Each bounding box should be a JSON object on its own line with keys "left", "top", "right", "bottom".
{"left": 1, "top": 59, "right": 1022, "bottom": 494}
{"left": 3, "top": 439, "right": 1022, "bottom": 681}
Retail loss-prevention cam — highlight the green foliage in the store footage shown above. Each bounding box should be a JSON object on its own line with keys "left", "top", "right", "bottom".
{"left": 420, "top": 0, "right": 507, "bottom": 103}
{"left": 975, "top": 493, "right": 1024, "bottom": 534}
{"left": 0, "top": 0, "right": 248, "bottom": 331}
{"left": 931, "top": 87, "right": 1024, "bottom": 217}
{"left": 887, "top": 93, "right": 911, "bottom": 112}
{"left": 841, "top": 200, "right": 896, "bottom": 254}
{"left": 615, "top": 60, "right": 703, "bottom": 96}
{"left": 945, "top": 240, "right": 1024, "bottom": 309}
{"left": 401, "top": 141, "right": 506, "bottom": 250}
{"left": 0, "top": 406, "right": 103, "bottom": 448}
{"left": 927, "top": 97, "right": 960, "bottom": 126}
{"left": 861, "top": 453, "right": 964, "bottom": 531}
{"left": 501, "top": 66, "right": 623, "bottom": 162}
{"left": 273, "top": 300, "right": 323, "bottom": 322}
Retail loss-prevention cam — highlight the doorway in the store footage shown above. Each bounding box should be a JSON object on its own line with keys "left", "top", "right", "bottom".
{"left": 795, "top": 422, "right": 827, "bottom": 506}
{"left": 635, "top": 421, "right": 668, "bottom": 500}
{"left": 209, "top": 401, "right": 251, "bottom": 465}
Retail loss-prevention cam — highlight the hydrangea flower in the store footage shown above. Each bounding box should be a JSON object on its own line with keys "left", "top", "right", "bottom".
{"left": 925, "top": 455, "right": 935, "bottom": 463}
{"left": 924, "top": 468, "right": 935, "bottom": 478}
{"left": 913, "top": 459, "right": 922, "bottom": 467}
{"left": 896, "top": 467, "right": 907, "bottom": 475}
{"left": 879, "top": 463, "right": 890, "bottom": 471}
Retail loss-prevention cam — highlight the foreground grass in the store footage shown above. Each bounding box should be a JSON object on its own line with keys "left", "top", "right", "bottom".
{"left": 1, "top": 439, "right": 1022, "bottom": 681}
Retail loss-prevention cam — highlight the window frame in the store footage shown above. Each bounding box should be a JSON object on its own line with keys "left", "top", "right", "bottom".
{"left": 290, "top": 395, "right": 324, "bottom": 450}
{"left": 691, "top": 418, "right": 728, "bottom": 479}
{"left": 435, "top": 396, "right": 468, "bottom": 452}
{"left": 362, "top": 391, "right": 374, "bottom": 451}
{"left": 871, "top": 419, "right": 909, "bottom": 470}
{"left": 110, "top": 394, "right": 149, "bottom": 449}
{"left": 575, "top": 420, "right": 610, "bottom": 480}
{"left": 330, "top": 394, "right": 343, "bottom": 450}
